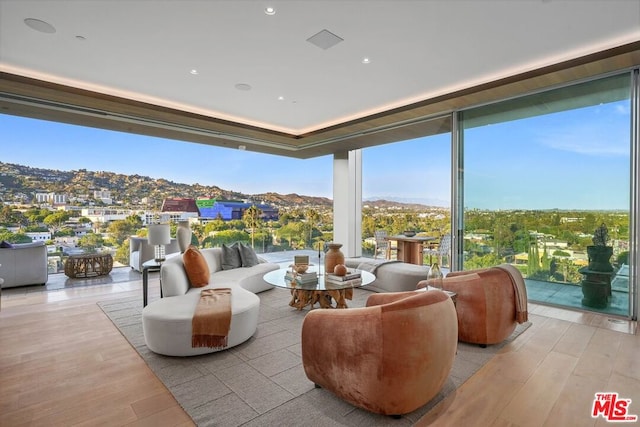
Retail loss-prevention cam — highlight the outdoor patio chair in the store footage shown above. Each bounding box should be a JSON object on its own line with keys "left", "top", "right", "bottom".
{"left": 423, "top": 234, "right": 451, "bottom": 267}
{"left": 373, "top": 230, "right": 391, "bottom": 259}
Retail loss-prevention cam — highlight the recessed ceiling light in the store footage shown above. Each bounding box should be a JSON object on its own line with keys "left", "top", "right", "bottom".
{"left": 278, "top": 96, "right": 284, "bottom": 101}
{"left": 265, "top": 7, "right": 276, "bottom": 15}
{"left": 24, "top": 18, "right": 56, "bottom": 34}
{"left": 235, "top": 83, "right": 252, "bottom": 91}
{"left": 362, "top": 57, "right": 371, "bottom": 64}
{"left": 190, "top": 69, "right": 198, "bottom": 75}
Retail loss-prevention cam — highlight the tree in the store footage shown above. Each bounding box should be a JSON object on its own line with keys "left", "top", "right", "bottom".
{"left": 78, "top": 232, "right": 104, "bottom": 252}
{"left": 465, "top": 253, "right": 502, "bottom": 269}
{"left": 124, "top": 214, "right": 143, "bottom": 229}
{"left": 540, "top": 241, "right": 551, "bottom": 271}
{"left": 54, "top": 227, "right": 75, "bottom": 237}
{"left": 189, "top": 222, "right": 204, "bottom": 247}
{"left": 0, "top": 229, "right": 32, "bottom": 243}
{"left": 304, "top": 208, "right": 321, "bottom": 246}
{"left": 243, "top": 205, "right": 263, "bottom": 248}
{"left": 43, "top": 211, "right": 70, "bottom": 233}
{"left": 276, "top": 222, "right": 307, "bottom": 249}
{"left": 107, "top": 215, "right": 141, "bottom": 246}
{"left": 25, "top": 208, "right": 50, "bottom": 225}
{"left": 0, "top": 206, "right": 25, "bottom": 225}
{"left": 527, "top": 241, "right": 540, "bottom": 276}
{"left": 114, "top": 238, "right": 130, "bottom": 265}
{"left": 78, "top": 216, "right": 92, "bottom": 224}
{"left": 204, "top": 219, "right": 227, "bottom": 233}
{"left": 361, "top": 212, "right": 377, "bottom": 238}
{"left": 582, "top": 213, "right": 597, "bottom": 234}
{"left": 202, "top": 230, "right": 249, "bottom": 248}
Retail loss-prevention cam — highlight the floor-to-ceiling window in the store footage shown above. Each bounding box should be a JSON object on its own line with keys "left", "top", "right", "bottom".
{"left": 361, "top": 125, "right": 452, "bottom": 262}
{"left": 459, "top": 72, "right": 633, "bottom": 317}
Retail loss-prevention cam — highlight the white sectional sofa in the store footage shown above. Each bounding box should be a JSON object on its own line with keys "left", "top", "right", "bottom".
{"left": 142, "top": 247, "right": 279, "bottom": 356}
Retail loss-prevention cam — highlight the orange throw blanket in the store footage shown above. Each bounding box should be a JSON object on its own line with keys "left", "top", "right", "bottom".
{"left": 192, "top": 288, "right": 232, "bottom": 349}
{"left": 497, "top": 264, "right": 529, "bottom": 324}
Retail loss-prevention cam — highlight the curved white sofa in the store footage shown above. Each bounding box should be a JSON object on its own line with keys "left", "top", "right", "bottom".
{"left": 142, "top": 247, "right": 279, "bottom": 356}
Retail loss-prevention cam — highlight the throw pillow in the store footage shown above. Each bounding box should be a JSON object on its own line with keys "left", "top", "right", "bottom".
{"left": 0, "top": 240, "right": 13, "bottom": 248}
{"left": 183, "top": 246, "right": 210, "bottom": 287}
{"left": 238, "top": 242, "right": 259, "bottom": 267}
{"left": 221, "top": 243, "right": 242, "bottom": 270}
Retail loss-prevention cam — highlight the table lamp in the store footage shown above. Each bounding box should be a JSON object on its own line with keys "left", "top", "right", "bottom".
{"left": 147, "top": 224, "right": 171, "bottom": 262}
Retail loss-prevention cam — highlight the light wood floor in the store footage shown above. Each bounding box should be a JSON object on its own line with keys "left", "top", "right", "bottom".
{"left": 1, "top": 276, "right": 637, "bottom": 426}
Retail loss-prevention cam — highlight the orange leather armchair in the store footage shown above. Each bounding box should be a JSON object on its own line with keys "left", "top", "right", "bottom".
{"left": 418, "top": 264, "right": 528, "bottom": 346}
{"left": 301, "top": 290, "right": 458, "bottom": 416}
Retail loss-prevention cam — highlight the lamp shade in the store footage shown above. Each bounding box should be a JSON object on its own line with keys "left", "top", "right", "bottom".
{"left": 147, "top": 224, "right": 171, "bottom": 245}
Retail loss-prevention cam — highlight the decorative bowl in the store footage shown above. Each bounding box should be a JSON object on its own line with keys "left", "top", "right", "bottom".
{"left": 403, "top": 230, "right": 416, "bottom": 237}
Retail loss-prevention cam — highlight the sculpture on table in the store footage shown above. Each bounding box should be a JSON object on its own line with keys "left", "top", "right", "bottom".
{"left": 176, "top": 220, "right": 192, "bottom": 253}
{"left": 580, "top": 223, "right": 613, "bottom": 308}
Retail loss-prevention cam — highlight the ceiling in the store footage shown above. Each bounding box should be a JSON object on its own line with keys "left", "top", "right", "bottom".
{"left": 1, "top": 0, "right": 640, "bottom": 158}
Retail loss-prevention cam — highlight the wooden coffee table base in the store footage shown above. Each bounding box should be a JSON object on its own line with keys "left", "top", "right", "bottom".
{"left": 289, "top": 288, "right": 354, "bottom": 310}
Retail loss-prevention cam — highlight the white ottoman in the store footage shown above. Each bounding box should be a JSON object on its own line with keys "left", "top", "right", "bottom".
{"left": 142, "top": 286, "right": 260, "bottom": 356}
{"left": 344, "top": 258, "right": 429, "bottom": 293}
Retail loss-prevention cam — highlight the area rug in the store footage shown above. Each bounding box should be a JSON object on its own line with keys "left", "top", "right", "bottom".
{"left": 98, "top": 289, "right": 531, "bottom": 426}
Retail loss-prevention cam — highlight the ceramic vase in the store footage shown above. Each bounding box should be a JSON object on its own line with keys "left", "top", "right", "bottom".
{"left": 324, "top": 243, "right": 345, "bottom": 274}
{"left": 176, "top": 220, "right": 192, "bottom": 253}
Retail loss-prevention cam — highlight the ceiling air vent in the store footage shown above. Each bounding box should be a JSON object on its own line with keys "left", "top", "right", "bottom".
{"left": 306, "top": 29, "right": 344, "bottom": 50}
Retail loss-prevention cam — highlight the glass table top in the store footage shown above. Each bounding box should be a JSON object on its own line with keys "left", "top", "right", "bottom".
{"left": 263, "top": 266, "right": 375, "bottom": 291}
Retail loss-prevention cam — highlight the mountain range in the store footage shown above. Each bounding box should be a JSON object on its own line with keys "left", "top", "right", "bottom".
{"left": 0, "top": 162, "right": 437, "bottom": 210}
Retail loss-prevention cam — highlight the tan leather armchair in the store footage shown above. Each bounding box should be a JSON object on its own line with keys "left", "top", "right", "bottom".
{"left": 301, "top": 290, "right": 458, "bottom": 417}
{"left": 418, "top": 264, "right": 528, "bottom": 346}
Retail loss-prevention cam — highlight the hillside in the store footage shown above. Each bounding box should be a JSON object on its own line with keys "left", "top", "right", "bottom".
{"left": 0, "top": 162, "right": 438, "bottom": 210}
{"left": 0, "top": 162, "right": 335, "bottom": 208}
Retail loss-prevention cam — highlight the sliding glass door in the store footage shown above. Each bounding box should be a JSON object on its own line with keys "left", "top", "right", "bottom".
{"left": 459, "top": 73, "right": 633, "bottom": 317}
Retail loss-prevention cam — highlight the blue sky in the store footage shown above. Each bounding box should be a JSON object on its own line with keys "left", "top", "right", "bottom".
{"left": 0, "top": 99, "right": 631, "bottom": 210}
{"left": 464, "top": 102, "right": 630, "bottom": 210}
{"left": 0, "top": 113, "right": 452, "bottom": 205}
{"left": 1, "top": 114, "right": 335, "bottom": 198}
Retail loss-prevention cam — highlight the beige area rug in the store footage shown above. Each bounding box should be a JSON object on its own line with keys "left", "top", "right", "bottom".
{"left": 98, "top": 288, "right": 531, "bottom": 427}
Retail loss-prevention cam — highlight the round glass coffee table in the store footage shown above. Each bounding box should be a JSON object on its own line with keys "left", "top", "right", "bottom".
{"left": 263, "top": 266, "right": 375, "bottom": 310}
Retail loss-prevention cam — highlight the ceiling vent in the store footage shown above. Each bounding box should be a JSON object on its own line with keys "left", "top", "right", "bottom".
{"left": 307, "top": 29, "right": 344, "bottom": 50}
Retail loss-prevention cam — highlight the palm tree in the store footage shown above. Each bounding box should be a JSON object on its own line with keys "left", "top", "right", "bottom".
{"left": 243, "top": 205, "right": 263, "bottom": 248}
{"left": 305, "top": 208, "right": 320, "bottom": 247}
